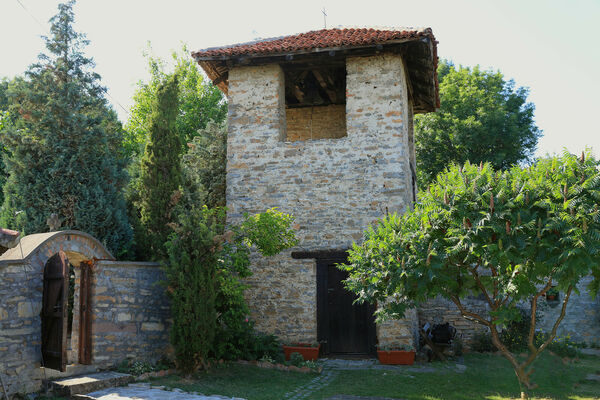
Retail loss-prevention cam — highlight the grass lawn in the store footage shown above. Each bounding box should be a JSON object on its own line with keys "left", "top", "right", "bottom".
{"left": 145, "top": 352, "right": 600, "bottom": 400}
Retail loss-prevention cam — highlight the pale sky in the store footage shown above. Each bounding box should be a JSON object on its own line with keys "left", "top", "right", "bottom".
{"left": 1, "top": 0, "right": 599, "bottom": 158}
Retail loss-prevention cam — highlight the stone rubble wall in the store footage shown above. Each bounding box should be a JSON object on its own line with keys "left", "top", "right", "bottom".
{"left": 537, "top": 276, "right": 600, "bottom": 345}
{"left": 0, "top": 260, "right": 45, "bottom": 394}
{"left": 418, "top": 296, "right": 490, "bottom": 348}
{"left": 226, "top": 54, "right": 417, "bottom": 345}
{"left": 91, "top": 260, "right": 172, "bottom": 369}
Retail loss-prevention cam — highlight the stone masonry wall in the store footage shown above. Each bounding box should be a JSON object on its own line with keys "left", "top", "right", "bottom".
{"left": 286, "top": 105, "right": 346, "bottom": 141}
{"left": 226, "top": 54, "right": 417, "bottom": 347}
{"left": 418, "top": 296, "right": 490, "bottom": 348}
{"left": 537, "top": 276, "right": 600, "bottom": 345}
{"left": 0, "top": 260, "right": 44, "bottom": 395}
{"left": 91, "top": 260, "right": 171, "bottom": 369}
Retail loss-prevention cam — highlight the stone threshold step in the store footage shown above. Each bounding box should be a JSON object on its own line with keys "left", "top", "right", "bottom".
{"left": 47, "top": 372, "right": 133, "bottom": 397}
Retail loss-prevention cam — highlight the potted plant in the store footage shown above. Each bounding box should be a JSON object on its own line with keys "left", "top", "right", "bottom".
{"left": 546, "top": 287, "right": 559, "bottom": 301}
{"left": 282, "top": 341, "right": 320, "bottom": 361}
{"left": 377, "top": 344, "right": 416, "bottom": 365}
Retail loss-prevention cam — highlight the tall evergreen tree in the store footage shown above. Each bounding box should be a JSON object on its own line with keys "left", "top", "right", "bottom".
{"left": 0, "top": 1, "right": 131, "bottom": 255}
{"left": 137, "top": 74, "right": 182, "bottom": 260}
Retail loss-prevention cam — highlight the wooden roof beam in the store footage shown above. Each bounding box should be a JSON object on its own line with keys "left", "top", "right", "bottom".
{"left": 311, "top": 70, "right": 337, "bottom": 103}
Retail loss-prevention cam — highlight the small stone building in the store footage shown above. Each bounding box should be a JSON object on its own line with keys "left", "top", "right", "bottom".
{"left": 194, "top": 26, "right": 600, "bottom": 354}
{"left": 193, "top": 27, "right": 439, "bottom": 355}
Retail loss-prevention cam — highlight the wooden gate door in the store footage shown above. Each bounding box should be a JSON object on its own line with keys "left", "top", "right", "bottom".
{"left": 317, "top": 258, "right": 376, "bottom": 356}
{"left": 79, "top": 260, "right": 93, "bottom": 364}
{"left": 41, "top": 251, "right": 69, "bottom": 371}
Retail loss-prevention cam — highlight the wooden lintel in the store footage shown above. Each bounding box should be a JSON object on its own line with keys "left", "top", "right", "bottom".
{"left": 291, "top": 249, "right": 349, "bottom": 260}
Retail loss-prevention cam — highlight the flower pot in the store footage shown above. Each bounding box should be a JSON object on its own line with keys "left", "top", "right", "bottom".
{"left": 546, "top": 294, "right": 558, "bottom": 301}
{"left": 283, "top": 344, "right": 320, "bottom": 361}
{"left": 377, "top": 350, "right": 415, "bottom": 365}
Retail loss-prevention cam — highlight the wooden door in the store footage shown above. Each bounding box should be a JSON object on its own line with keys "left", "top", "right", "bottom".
{"left": 79, "top": 260, "right": 93, "bottom": 364}
{"left": 41, "top": 251, "right": 69, "bottom": 371}
{"left": 317, "top": 258, "right": 376, "bottom": 356}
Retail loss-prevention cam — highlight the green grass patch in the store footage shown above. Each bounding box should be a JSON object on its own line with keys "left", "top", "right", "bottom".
{"left": 146, "top": 353, "right": 600, "bottom": 400}
{"left": 145, "top": 363, "right": 317, "bottom": 400}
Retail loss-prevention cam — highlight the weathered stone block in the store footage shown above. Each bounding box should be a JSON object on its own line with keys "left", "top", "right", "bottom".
{"left": 141, "top": 322, "right": 164, "bottom": 332}
{"left": 17, "top": 301, "right": 41, "bottom": 318}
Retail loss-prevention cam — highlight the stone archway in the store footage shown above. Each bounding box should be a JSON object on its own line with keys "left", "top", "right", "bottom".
{"left": 1, "top": 230, "right": 114, "bottom": 266}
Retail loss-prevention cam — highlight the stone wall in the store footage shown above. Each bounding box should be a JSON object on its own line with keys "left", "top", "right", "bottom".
{"left": 226, "top": 54, "right": 417, "bottom": 346}
{"left": 0, "top": 260, "right": 45, "bottom": 394}
{"left": 91, "top": 260, "right": 171, "bottom": 369}
{"left": 286, "top": 105, "right": 346, "bottom": 141}
{"left": 537, "top": 276, "right": 600, "bottom": 345}
{"left": 418, "top": 296, "right": 490, "bottom": 347}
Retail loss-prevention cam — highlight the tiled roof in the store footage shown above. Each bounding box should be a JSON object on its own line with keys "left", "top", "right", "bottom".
{"left": 192, "top": 27, "right": 434, "bottom": 59}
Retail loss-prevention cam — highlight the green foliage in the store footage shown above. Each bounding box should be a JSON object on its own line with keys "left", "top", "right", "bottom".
{"left": 289, "top": 352, "right": 304, "bottom": 367}
{"left": 116, "top": 358, "right": 174, "bottom": 376}
{"left": 501, "top": 308, "right": 535, "bottom": 352}
{"left": 212, "top": 209, "right": 296, "bottom": 361}
{"left": 182, "top": 120, "right": 227, "bottom": 209}
{"left": 165, "top": 205, "right": 297, "bottom": 371}
{"left": 537, "top": 334, "right": 580, "bottom": 358}
{"left": 0, "top": 1, "right": 131, "bottom": 254}
{"left": 164, "top": 205, "right": 220, "bottom": 373}
{"left": 415, "top": 60, "right": 541, "bottom": 187}
{"left": 471, "top": 331, "right": 496, "bottom": 353}
{"left": 137, "top": 74, "right": 183, "bottom": 260}
{"left": 241, "top": 208, "right": 299, "bottom": 256}
{"left": 343, "top": 150, "right": 600, "bottom": 390}
{"left": 124, "top": 44, "right": 226, "bottom": 159}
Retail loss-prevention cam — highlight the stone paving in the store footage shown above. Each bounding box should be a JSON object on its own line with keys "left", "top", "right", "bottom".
{"left": 85, "top": 383, "right": 245, "bottom": 400}
{"left": 283, "top": 368, "right": 339, "bottom": 400}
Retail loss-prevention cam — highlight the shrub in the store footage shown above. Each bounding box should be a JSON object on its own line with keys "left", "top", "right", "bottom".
{"left": 289, "top": 352, "right": 304, "bottom": 367}
{"left": 536, "top": 333, "right": 580, "bottom": 358}
{"left": 471, "top": 331, "right": 496, "bottom": 353}
{"left": 164, "top": 206, "right": 220, "bottom": 372}
{"left": 165, "top": 205, "right": 297, "bottom": 371}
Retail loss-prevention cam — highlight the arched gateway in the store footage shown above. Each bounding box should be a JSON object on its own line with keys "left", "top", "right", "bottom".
{"left": 0, "top": 230, "right": 169, "bottom": 395}
{"left": 2, "top": 231, "right": 114, "bottom": 371}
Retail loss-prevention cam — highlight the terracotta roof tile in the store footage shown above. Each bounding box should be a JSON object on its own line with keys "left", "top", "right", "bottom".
{"left": 192, "top": 27, "right": 434, "bottom": 59}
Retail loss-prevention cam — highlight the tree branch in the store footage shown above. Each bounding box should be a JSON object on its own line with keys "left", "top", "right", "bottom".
{"left": 527, "top": 279, "right": 553, "bottom": 353}
{"left": 491, "top": 270, "right": 499, "bottom": 306}
{"left": 522, "top": 285, "right": 573, "bottom": 369}
{"left": 469, "top": 267, "right": 495, "bottom": 309}
{"left": 449, "top": 295, "right": 491, "bottom": 327}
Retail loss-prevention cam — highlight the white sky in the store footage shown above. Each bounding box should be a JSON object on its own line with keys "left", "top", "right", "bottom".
{"left": 1, "top": 0, "right": 599, "bottom": 158}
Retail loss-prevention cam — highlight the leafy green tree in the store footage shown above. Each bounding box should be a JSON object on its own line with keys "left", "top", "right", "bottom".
{"left": 182, "top": 120, "right": 227, "bottom": 209}
{"left": 0, "top": 1, "right": 131, "bottom": 254}
{"left": 343, "top": 151, "right": 600, "bottom": 398}
{"left": 165, "top": 206, "right": 298, "bottom": 372}
{"left": 415, "top": 60, "right": 541, "bottom": 187}
{"left": 137, "top": 74, "right": 182, "bottom": 260}
{"left": 124, "top": 45, "right": 226, "bottom": 158}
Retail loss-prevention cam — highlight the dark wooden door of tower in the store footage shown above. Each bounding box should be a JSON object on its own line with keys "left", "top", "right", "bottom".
{"left": 317, "top": 258, "right": 376, "bottom": 356}
{"left": 41, "top": 251, "right": 70, "bottom": 371}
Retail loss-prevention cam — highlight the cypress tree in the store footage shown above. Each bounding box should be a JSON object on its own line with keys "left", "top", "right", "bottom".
{"left": 0, "top": 1, "right": 131, "bottom": 255}
{"left": 137, "top": 74, "right": 182, "bottom": 259}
